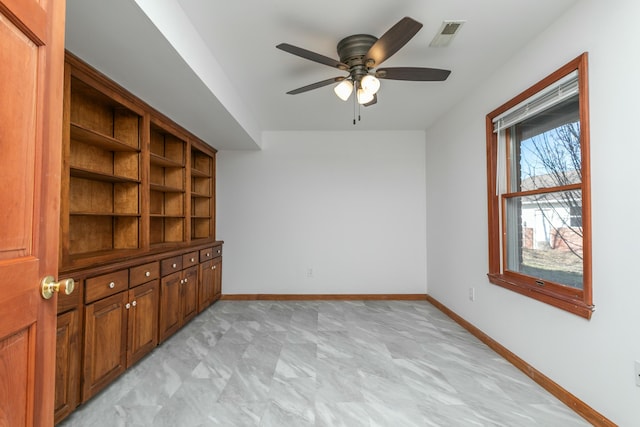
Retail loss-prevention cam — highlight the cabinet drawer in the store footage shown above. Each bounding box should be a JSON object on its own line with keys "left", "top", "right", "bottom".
{"left": 199, "top": 245, "right": 222, "bottom": 262}
{"left": 161, "top": 256, "right": 183, "bottom": 276}
{"left": 129, "top": 262, "right": 159, "bottom": 287}
{"left": 85, "top": 270, "right": 129, "bottom": 304}
{"left": 182, "top": 251, "right": 199, "bottom": 268}
{"left": 199, "top": 247, "right": 213, "bottom": 262}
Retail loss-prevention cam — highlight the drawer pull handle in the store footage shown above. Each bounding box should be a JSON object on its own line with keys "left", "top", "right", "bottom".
{"left": 206, "top": 253, "right": 210, "bottom": 257}
{"left": 172, "top": 263, "right": 177, "bottom": 268}
{"left": 108, "top": 282, "right": 115, "bottom": 289}
{"left": 191, "top": 257, "right": 195, "bottom": 262}
{"left": 145, "top": 271, "right": 150, "bottom": 277}
{"left": 217, "top": 250, "right": 221, "bottom": 254}
{"left": 132, "top": 300, "right": 137, "bottom": 307}
{"left": 125, "top": 303, "right": 131, "bottom": 309}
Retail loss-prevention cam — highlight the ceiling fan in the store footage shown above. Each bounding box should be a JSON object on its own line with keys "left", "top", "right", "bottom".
{"left": 276, "top": 17, "right": 451, "bottom": 109}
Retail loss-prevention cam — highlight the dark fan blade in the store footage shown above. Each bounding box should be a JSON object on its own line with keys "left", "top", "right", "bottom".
{"left": 277, "top": 43, "right": 348, "bottom": 70}
{"left": 376, "top": 67, "right": 451, "bottom": 81}
{"left": 286, "top": 77, "right": 345, "bottom": 95}
{"left": 363, "top": 94, "right": 377, "bottom": 107}
{"left": 365, "top": 17, "right": 423, "bottom": 67}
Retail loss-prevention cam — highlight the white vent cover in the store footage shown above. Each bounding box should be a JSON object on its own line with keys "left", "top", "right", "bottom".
{"left": 429, "top": 20, "right": 465, "bottom": 47}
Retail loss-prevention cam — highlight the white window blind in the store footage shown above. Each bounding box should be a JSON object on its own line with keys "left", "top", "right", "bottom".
{"left": 493, "top": 70, "right": 579, "bottom": 133}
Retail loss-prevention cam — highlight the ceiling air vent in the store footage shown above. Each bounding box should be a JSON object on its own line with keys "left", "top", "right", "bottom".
{"left": 429, "top": 20, "right": 465, "bottom": 47}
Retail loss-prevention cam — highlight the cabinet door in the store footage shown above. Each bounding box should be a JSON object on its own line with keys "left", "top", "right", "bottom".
{"left": 198, "top": 259, "right": 214, "bottom": 312}
{"left": 127, "top": 280, "right": 159, "bottom": 367}
{"left": 82, "top": 292, "right": 128, "bottom": 401}
{"left": 159, "top": 271, "right": 182, "bottom": 343}
{"left": 212, "top": 257, "right": 222, "bottom": 300}
{"left": 54, "top": 310, "right": 80, "bottom": 424}
{"left": 181, "top": 266, "right": 198, "bottom": 324}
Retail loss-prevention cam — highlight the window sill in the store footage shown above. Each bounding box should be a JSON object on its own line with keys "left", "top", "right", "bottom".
{"left": 487, "top": 273, "right": 594, "bottom": 319}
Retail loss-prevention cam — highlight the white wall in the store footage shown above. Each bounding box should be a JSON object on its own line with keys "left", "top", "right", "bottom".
{"left": 217, "top": 131, "right": 427, "bottom": 295}
{"left": 425, "top": 0, "right": 640, "bottom": 424}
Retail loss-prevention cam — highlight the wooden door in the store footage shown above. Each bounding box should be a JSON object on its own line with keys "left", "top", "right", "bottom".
{"left": 0, "top": 0, "right": 66, "bottom": 426}
{"left": 198, "top": 259, "right": 214, "bottom": 312}
{"left": 127, "top": 280, "right": 159, "bottom": 366}
{"left": 212, "top": 257, "right": 222, "bottom": 300}
{"left": 82, "top": 292, "right": 128, "bottom": 402}
{"left": 53, "top": 309, "right": 80, "bottom": 424}
{"left": 181, "top": 266, "right": 198, "bottom": 324}
{"left": 159, "top": 271, "right": 182, "bottom": 342}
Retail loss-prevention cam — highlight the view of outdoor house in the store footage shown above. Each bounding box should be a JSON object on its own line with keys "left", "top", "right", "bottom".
{"left": 508, "top": 106, "right": 583, "bottom": 289}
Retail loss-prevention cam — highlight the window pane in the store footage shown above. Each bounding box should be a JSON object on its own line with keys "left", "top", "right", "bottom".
{"left": 505, "top": 190, "right": 583, "bottom": 289}
{"left": 510, "top": 95, "right": 581, "bottom": 192}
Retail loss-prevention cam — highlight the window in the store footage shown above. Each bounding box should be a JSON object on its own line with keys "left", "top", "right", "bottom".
{"left": 486, "top": 53, "right": 593, "bottom": 318}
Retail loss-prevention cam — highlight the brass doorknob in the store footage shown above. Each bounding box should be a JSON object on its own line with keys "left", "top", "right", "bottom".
{"left": 41, "top": 276, "right": 75, "bottom": 300}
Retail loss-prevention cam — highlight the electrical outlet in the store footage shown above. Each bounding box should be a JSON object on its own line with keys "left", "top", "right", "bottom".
{"left": 468, "top": 287, "right": 475, "bottom": 302}
{"left": 635, "top": 361, "right": 640, "bottom": 387}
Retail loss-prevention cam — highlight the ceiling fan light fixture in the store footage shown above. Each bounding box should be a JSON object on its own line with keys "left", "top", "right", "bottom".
{"left": 334, "top": 79, "right": 353, "bottom": 101}
{"left": 360, "top": 75, "right": 380, "bottom": 95}
{"left": 357, "top": 88, "right": 374, "bottom": 105}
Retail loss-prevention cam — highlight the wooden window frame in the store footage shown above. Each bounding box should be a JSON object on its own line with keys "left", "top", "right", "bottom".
{"left": 486, "top": 53, "right": 593, "bottom": 319}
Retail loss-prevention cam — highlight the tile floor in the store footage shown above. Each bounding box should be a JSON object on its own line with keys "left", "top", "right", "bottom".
{"left": 58, "top": 300, "right": 590, "bottom": 426}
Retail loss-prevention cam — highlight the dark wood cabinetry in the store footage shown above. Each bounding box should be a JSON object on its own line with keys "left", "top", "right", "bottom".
{"left": 198, "top": 245, "right": 223, "bottom": 312}
{"left": 159, "top": 258, "right": 198, "bottom": 343}
{"left": 54, "top": 275, "right": 83, "bottom": 424}
{"left": 55, "top": 53, "right": 223, "bottom": 424}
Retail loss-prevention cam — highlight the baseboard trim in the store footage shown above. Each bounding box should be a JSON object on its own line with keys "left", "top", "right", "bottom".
{"left": 220, "top": 293, "right": 428, "bottom": 301}
{"left": 425, "top": 295, "right": 615, "bottom": 427}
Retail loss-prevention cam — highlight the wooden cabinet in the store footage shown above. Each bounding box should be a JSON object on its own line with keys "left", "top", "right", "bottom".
{"left": 60, "top": 53, "right": 217, "bottom": 271}
{"left": 191, "top": 147, "right": 214, "bottom": 241}
{"left": 159, "top": 257, "right": 198, "bottom": 343}
{"left": 149, "top": 122, "right": 186, "bottom": 246}
{"left": 55, "top": 53, "right": 222, "bottom": 423}
{"left": 61, "top": 69, "right": 143, "bottom": 267}
{"left": 81, "top": 266, "right": 159, "bottom": 402}
{"left": 54, "top": 283, "right": 82, "bottom": 425}
{"left": 198, "top": 245, "right": 223, "bottom": 312}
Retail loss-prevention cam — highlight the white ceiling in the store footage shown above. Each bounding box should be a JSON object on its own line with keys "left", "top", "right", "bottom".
{"left": 65, "top": 0, "right": 579, "bottom": 150}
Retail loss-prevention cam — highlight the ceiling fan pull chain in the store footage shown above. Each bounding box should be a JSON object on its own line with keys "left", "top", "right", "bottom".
{"left": 353, "top": 80, "right": 357, "bottom": 125}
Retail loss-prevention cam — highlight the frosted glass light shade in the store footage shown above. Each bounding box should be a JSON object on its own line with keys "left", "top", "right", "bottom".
{"left": 334, "top": 79, "right": 353, "bottom": 101}
{"left": 361, "top": 75, "right": 380, "bottom": 95}
{"left": 357, "top": 88, "right": 374, "bottom": 104}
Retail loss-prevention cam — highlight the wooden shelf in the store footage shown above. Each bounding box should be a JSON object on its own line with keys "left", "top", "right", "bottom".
{"left": 70, "top": 167, "right": 140, "bottom": 184}
{"left": 70, "top": 123, "right": 139, "bottom": 152}
{"left": 190, "top": 168, "right": 210, "bottom": 178}
{"left": 150, "top": 153, "right": 183, "bottom": 168}
{"left": 70, "top": 212, "right": 140, "bottom": 217}
{"left": 190, "top": 191, "right": 210, "bottom": 198}
{"left": 150, "top": 183, "right": 185, "bottom": 193}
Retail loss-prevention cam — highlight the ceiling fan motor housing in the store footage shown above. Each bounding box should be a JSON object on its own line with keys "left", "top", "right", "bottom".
{"left": 337, "top": 34, "right": 378, "bottom": 81}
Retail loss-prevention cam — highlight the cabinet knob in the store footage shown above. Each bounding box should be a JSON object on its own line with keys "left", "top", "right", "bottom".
{"left": 145, "top": 271, "right": 150, "bottom": 277}
{"left": 172, "top": 263, "right": 177, "bottom": 268}
{"left": 213, "top": 266, "right": 216, "bottom": 270}
{"left": 108, "top": 282, "right": 115, "bottom": 289}
{"left": 184, "top": 278, "right": 188, "bottom": 283}
{"left": 125, "top": 303, "right": 131, "bottom": 309}
{"left": 206, "top": 253, "right": 210, "bottom": 257}
{"left": 217, "top": 250, "right": 221, "bottom": 254}
{"left": 191, "top": 257, "right": 195, "bottom": 262}
{"left": 132, "top": 300, "right": 137, "bottom": 307}
{"left": 180, "top": 279, "right": 184, "bottom": 284}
